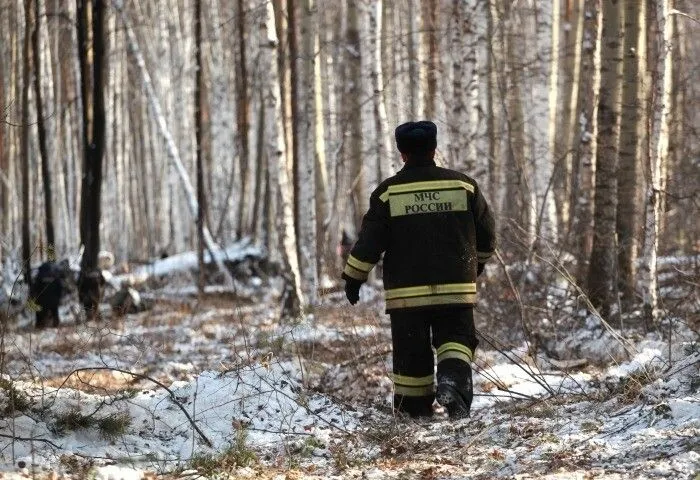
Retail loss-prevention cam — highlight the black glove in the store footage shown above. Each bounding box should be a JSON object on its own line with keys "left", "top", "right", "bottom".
{"left": 477, "top": 262, "right": 485, "bottom": 277}
{"left": 344, "top": 279, "right": 362, "bottom": 305}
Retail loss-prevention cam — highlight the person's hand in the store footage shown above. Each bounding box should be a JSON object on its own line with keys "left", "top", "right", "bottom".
{"left": 477, "top": 262, "right": 485, "bottom": 277}
{"left": 345, "top": 279, "right": 362, "bottom": 305}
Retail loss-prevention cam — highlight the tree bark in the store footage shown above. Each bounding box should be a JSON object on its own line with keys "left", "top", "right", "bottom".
{"left": 421, "top": 0, "right": 437, "bottom": 119}
{"left": 587, "top": 0, "right": 624, "bottom": 317}
{"left": 261, "top": 0, "right": 303, "bottom": 317}
{"left": 194, "top": 0, "right": 205, "bottom": 295}
{"left": 560, "top": 0, "right": 585, "bottom": 231}
{"left": 347, "top": 0, "right": 366, "bottom": 232}
{"left": 641, "top": 0, "right": 673, "bottom": 325}
{"left": 296, "top": 0, "right": 318, "bottom": 306}
{"left": 22, "top": 0, "right": 32, "bottom": 291}
{"left": 572, "top": 0, "right": 602, "bottom": 285}
{"left": 0, "top": 21, "right": 8, "bottom": 262}
{"left": 617, "top": 0, "right": 647, "bottom": 306}
{"left": 235, "top": 0, "right": 250, "bottom": 238}
{"left": 33, "top": 0, "right": 55, "bottom": 252}
{"left": 77, "top": 0, "right": 106, "bottom": 318}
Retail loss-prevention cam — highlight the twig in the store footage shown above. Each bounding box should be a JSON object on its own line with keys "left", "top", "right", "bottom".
{"left": 0, "top": 432, "right": 62, "bottom": 449}
{"left": 60, "top": 367, "right": 213, "bottom": 448}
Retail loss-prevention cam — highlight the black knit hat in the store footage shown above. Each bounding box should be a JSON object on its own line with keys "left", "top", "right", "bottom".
{"left": 395, "top": 121, "right": 437, "bottom": 154}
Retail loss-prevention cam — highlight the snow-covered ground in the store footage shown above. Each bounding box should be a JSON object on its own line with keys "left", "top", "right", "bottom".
{"left": 0, "top": 262, "right": 698, "bottom": 479}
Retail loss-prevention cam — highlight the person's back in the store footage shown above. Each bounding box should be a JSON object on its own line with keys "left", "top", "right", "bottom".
{"left": 342, "top": 121, "right": 496, "bottom": 418}
{"left": 377, "top": 163, "right": 492, "bottom": 309}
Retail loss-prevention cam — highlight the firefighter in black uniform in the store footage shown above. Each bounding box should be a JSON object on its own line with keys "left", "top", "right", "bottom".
{"left": 342, "top": 121, "right": 496, "bottom": 419}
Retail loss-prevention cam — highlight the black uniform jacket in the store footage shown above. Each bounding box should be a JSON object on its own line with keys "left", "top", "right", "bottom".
{"left": 342, "top": 160, "right": 496, "bottom": 312}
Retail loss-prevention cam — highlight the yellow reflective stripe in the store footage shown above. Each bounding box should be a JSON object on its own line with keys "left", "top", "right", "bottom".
{"left": 347, "top": 255, "right": 374, "bottom": 273}
{"left": 391, "top": 373, "right": 434, "bottom": 386}
{"left": 436, "top": 342, "right": 474, "bottom": 363}
{"left": 437, "top": 351, "right": 473, "bottom": 363}
{"left": 386, "top": 293, "right": 477, "bottom": 309}
{"left": 385, "top": 283, "right": 477, "bottom": 300}
{"left": 477, "top": 250, "right": 494, "bottom": 260}
{"left": 394, "top": 384, "right": 435, "bottom": 397}
{"left": 379, "top": 180, "right": 475, "bottom": 202}
{"left": 343, "top": 264, "right": 368, "bottom": 281}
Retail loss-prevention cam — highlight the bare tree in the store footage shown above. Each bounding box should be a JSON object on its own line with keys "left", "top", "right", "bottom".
{"left": 261, "top": 0, "right": 303, "bottom": 317}
{"left": 641, "top": 0, "right": 674, "bottom": 325}
{"left": 235, "top": 0, "right": 251, "bottom": 239}
{"left": 297, "top": 0, "right": 318, "bottom": 305}
{"left": 617, "top": 0, "right": 648, "bottom": 306}
{"left": 587, "top": 0, "right": 624, "bottom": 316}
{"left": 77, "top": 0, "right": 106, "bottom": 317}
{"left": 571, "top": 0, "right": 602, "bottom": 285}
{"left": 21, "top": 0, "right": 32, "bottom": 290}
{"left": 194, "top": 0, "right": 205, "bottom": 295}
{"left": 33, "top": 0, "right": 54, "bottom": 252}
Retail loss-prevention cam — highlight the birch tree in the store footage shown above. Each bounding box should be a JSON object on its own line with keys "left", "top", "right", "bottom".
{"left": 346, "top": 0, "right": 367, "bottom": 231}
{"left": 195, "top": 0, "right": 205, "bottom": 293}
{"left": 113, "top": 1, "right": 233, "bottom": 286}
{"left": 297, "top": 0, "right": 318, "bottom": 305}
{"left": 559, "top": 0, "right": 585, "bottom": 229}
{"left": 261, "top": 0, "right": 303, "bottom": 317}
{"left": 587, "top": 0, "right": 624, "bottom": 316}
{"left": 572, "top": 0, "right": 602, "bottom": 284}
{"left": 641, "top": 0, "right": 673, "bottom": 325}
{"left": 617, "top": 0, "right": 647, "bottom": 305}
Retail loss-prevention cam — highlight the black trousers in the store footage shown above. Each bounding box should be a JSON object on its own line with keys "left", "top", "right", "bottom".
{"left": 390, "top": 307, "right": 478, "bottom": 417}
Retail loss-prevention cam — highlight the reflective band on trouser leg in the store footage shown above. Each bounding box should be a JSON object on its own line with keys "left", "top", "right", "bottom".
{"left": 436, "top": 342, "right": 474, "bottom": 364}
{"left": 391, "top": 373, "right": 435, "bottom": 397}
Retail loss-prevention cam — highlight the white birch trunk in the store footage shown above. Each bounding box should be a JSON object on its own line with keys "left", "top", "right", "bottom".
{"left": 114, "top": 1, "right": 233, "bottom": 285}
{"left": 298, "top": 0, "right": 318, "bottom": 306}
{"left": 207, "top": 0, "right": 237, "bottom": 237}
{"left": 528, "top": 0, "right": 557, "bottom": 244}
{"left": 260, "top": 0, "right": 303, "bottom": 313}
{"left": 544, "top": 0, "right": 561, "bottom": 243}
{"left": 642, "top": 0, "right": 673, "bottom": 323}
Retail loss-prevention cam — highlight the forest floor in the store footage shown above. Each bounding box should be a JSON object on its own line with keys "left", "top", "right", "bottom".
{"left": 0, "top": 265, "right": 699, "bottom": 479}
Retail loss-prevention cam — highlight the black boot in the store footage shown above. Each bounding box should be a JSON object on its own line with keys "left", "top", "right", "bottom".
{"left": 436, "top": 362, "right": 473, "bottom": 419}
{"left": 394, "top": 394, "right": 434, "bottom": 418}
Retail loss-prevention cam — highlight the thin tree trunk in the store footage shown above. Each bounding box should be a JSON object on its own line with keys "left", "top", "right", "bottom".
{"left": 486, "top": 0, "right": 503, "bottom": 209}
{"left": 560, "top": 0, "right": 585, "bottom": 231}
{"left": 347, "top": 0, "right": 366, "bottom": 232}
{"left": 587, "top": 0, "right": 624, "bottom": 317}
{"left": 235, "top": 0, "right": 250, "bottom": 238}
{"left": 0, "top": 30, "right": 8, "bottom": 261}
{"left": 543, "top": 0, "right": 560, "bottom": 243}
{"left": 261, "top": 0, "right": 303, "bottom": 317}
{"left": 297, "top": 0, "right": 318, "bottom": 306}
{"left": 642, "top": 0, "right": 673, "bottom": 325}
{"left": 22, "top": 0, "right": 32, "bottom": 291}
{"left": 617, "top": 0, "right": 647, "bottom": 306}
{"left": 421, "top": 0, "right": 437, "bottom": 119}
{"left": 195, "top": 0, "right": 205, "bottom": 295}
{"left": 77, "top": 0, "right": 106, "bottom": 318}
{"left": 33, "top": 0, "right": 54, "bottom": 252}
{"left": 572, "top": 0, "right": 601, "bottom": 285}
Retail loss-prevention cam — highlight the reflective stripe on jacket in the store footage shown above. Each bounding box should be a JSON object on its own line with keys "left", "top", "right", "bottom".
{"left": 341, "top": 161, "right": 496, "bottom": 312}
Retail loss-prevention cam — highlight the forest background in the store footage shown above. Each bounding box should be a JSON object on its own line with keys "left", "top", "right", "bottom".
{"left": 0, "top": 0, "right": 699, "bottom": 342}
